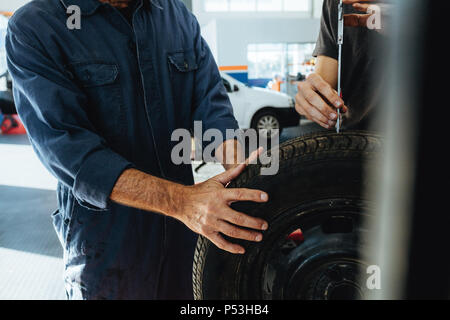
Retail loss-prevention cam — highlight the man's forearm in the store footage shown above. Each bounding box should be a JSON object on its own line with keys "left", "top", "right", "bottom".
{"left": 110, "top": 140, "right": 243, "bottom": 215}
{"left": 315, "top": 55, "right": 339, "bottom": 89}
{"left": 110, "top": 168, "right": 183, "bottom": 217}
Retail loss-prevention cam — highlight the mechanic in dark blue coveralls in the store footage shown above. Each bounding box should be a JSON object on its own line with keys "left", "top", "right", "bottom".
{"left": 6, "top": 0, "right": 270, "bottom": 299}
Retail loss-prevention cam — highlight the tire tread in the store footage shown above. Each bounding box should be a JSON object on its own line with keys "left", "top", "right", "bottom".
{"left": 193, "top": 130, "right": 382, "bottom": 300}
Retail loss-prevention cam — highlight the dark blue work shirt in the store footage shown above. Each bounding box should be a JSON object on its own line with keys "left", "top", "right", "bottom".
{"left": 6, "top": 0, "right": 239, "bottom": 299}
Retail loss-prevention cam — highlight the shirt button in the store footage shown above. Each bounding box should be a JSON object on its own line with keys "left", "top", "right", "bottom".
{"left": 184, "top": 61, "right": 189, "bottom": 69}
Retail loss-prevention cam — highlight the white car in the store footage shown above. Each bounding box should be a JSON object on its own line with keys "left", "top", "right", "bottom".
{"left": 221, "top": 72, "right": 299, "bottom": 133}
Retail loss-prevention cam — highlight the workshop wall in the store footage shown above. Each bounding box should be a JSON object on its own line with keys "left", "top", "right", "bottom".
{"left": 193, "top": 0, "right": 323, "bottom": 84}
{"left": 0, "top": 0, "right": 30, "bottom": 12}
{"left": 204, "top": 17, "right": 320, "bottom": 69}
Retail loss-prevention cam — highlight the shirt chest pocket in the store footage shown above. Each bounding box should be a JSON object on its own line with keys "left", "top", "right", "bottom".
{"left": 67, "top": 62, "right": 125, "bottom": 141}
{"left": 167, "top": 50, "right": 198, "bottom": 118}
{"left": 168, "top": 49, "right": 198, "bottom": 73}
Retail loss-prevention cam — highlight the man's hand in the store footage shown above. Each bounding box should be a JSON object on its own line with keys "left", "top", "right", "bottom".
{"left": 296, "top": 73, "right": 348, "bottom": 129}
{"left": 343, "top": 0, "right": 392, "bottom": 34}
{"left": 174, "top": 148, "right": 269, "bottom": 254}
{"left": 111, "top": 147, "right": 269, "bottom": 255}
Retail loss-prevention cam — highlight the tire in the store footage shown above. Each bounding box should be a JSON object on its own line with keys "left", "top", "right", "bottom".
{"left": 193, "top": 131, "right": 383, "bottom": 300}
{"left": 251, "top": 110, "right": 283, "bottom": 136}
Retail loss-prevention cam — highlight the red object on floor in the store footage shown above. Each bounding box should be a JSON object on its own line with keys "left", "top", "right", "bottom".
{"left": 287, "top": 229, "right": 304, "bottom": 244}
{"left": 1, "top": 115, "right": 26, "bottom": 135}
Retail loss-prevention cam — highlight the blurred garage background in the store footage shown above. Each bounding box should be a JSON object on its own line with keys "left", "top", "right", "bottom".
{"left": 0, "top": 0, "right": 324, "bottom": 299}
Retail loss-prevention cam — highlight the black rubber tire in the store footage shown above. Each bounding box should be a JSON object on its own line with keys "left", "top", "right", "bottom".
{"left": 193, "top": 131, "right": 383, "bottom": 300}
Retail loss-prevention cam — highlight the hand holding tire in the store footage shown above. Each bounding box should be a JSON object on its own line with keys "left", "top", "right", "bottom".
{"left": 193, "top": 131, "right": 383, "bottom": 300}
{"left": 295, "top": 73, "right": 348, "bottom": 129}
{"left": 177, "top": 149, "right": 269, "bottom": 255}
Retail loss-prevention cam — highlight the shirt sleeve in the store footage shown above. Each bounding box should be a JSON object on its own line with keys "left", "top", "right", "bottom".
{"left": 313, "top": 0, "right": 339, "bottom": 60}
{"left": 189, "top": 13, "right": 240, "bottom": 149}
{"left": 5, "top": 22, "right": 134, "bottom": 211}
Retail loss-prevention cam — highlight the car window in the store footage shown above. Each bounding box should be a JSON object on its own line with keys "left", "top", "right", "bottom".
{"left": 222, "top": 78, "right": 232, "bottom": 93}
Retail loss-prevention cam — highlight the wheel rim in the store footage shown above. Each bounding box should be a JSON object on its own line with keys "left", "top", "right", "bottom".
{"left": 257, "top": 115, "right": 280, "bottom": 131}
{"left": 238, "top": 198, "right": 371, "bottom": 300}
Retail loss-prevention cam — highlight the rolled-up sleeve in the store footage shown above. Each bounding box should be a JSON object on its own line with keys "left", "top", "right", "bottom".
{"left": 190, "top": 13, "right": 239, "bottom": 143}
{"left": 5, "top": 23, "right": 133, "bottom": 210}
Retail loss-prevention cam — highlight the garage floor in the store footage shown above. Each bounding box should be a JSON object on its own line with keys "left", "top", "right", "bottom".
{"left": 0, "top": 124, "right": 319, "bottom": 300}
{"left": 0, "top": 134, "right": 64, "bottom": 299}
